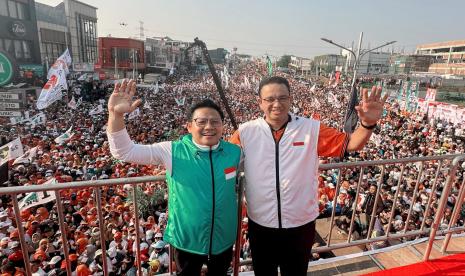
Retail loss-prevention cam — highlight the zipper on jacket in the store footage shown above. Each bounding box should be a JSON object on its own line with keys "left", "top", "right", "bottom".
{"left": 208, "top": 148, "right": 216, "bottom": 259}
{"left": 274, "top": 138, "right": 282, "bottom": 228}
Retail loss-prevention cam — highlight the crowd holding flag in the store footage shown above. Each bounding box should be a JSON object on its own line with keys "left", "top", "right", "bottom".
{"left": 36, "top": 49, "right": 72, "bottom": 110}
{"left": 54, "top": 127, "right": 74, "bottom": 144}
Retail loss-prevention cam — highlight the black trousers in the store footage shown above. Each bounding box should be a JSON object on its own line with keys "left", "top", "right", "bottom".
{"left": 248, "top": 218, "right": 316, "bottom": 276}
{"left": 174, "top": 246, "right": 233, "bottom": 276}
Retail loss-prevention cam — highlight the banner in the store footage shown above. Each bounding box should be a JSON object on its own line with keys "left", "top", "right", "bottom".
{"left": 425, "top": 88, "right": 437, "bottom": 101}
{"left": 18, "top": 178, "right": 57, "bottom": 210}
{"left": 0, "top": 138, "right": 24, "bottom": 165}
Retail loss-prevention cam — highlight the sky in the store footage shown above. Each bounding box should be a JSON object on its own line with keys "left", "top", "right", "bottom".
{"left": 36, "top": 0, "right": 465, "bottom": 58}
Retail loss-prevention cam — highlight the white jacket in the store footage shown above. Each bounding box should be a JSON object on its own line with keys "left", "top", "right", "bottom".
{"left": 239, "top": 115, "right": 320, "bottom": 228}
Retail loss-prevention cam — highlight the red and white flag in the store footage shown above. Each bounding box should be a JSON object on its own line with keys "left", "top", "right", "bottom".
{"left": 224, "top": 167, "right": 237, "bottom": 180}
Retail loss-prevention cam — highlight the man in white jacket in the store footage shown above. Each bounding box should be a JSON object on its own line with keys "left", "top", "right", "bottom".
{"left": 230, "top": 76, "right": 388, "bottom": 276}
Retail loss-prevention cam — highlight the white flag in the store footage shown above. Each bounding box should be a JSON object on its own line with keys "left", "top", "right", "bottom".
{"left": 47, "top": 49, "right": 72, "bottom": 79}
{"left": 0, "top": 138, "right": 24, "bottom": 165}
{"left": 18, "top": 178, "right": 57, "bottom": 210}
{"left": 54, "top": 127, "right": 74, "bottom": 144}
{"left": 28, "top": 113, "right": 46, "bottom": 127}
{"left": 89, "top": 104, "right": 104, "bottom": 115}
{"left": 76, "top": 97, "right": 82, "bottom": 108}
{"left": 37, "top": 69, "right": 67, "bottom": 110}
{"left": 175, "top": 97, "right": 186, "bottom": 106}
{"left": 13, "top": 146, "right": 38, "bottom": 165}
{"left": 68, "top": 96, "right": 77, "bottom": 109}
{"left": 128, "top": 108, "right": 140, "bottom": 120}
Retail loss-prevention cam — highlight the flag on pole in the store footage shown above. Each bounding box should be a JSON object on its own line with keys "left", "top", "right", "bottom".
{"left": 12, "top": 146, "right": 38, "bottom": 165}
{"left": 67, "top": 96, "right": 77, "bottom": 109}
{"left": 143, "top": 101, "right": 151, "bottom": 109}
{"left": 47, "top": 49, "right": 72, "bottom": 79}
{"left": 128, "top": 108, "right": 140, "bottom": 120}
{"left": 36, "top": 69, "right": 67, "bottom": 109}
{"left": 0, "top": 138, "right": 24, "bottom": 165}
{"left": 89, "top": 104, "right": 104, "bottom": 115}
{"left": 54, "top": 127, "right": 74, "bottom": 144}
{"left": 343, "top": 86, "right": 360, "bottom": 134}
{"left": 18, "top": 178, "right": 57, "bottom": 210}
{"left": 266, "top": 56, "right": 273, "bottom": 76}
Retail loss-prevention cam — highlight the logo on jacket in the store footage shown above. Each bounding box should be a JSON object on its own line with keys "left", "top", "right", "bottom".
{"left": 224, "top": 167, "right": 236, "bottom": 180}
{"left": 293, "top": 141, "right": 305, "bottom": 146}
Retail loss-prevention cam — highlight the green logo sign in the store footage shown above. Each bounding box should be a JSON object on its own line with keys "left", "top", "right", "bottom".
{"left": 0, "top": 52, "right": 14, "bottom": 86}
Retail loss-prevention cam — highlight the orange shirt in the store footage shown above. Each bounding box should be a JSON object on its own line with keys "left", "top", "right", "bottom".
{"left": 76, "top": 264, "right": 91, "bottom": 276}
{"left": 230, "top": 122, "right": 348, "bottom": 158}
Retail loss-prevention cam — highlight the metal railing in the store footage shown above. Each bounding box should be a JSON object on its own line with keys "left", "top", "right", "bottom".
{"left": 1, "top": 154, "right": 464, "bottom": 275}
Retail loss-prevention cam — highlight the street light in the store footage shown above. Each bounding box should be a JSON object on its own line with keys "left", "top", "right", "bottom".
{"left": 320, "top": 32, "right": 396, "bottom": 132}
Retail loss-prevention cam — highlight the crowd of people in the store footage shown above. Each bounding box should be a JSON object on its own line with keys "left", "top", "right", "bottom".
{"left": 0, "top": 59, "right": 464, "bottom": 275}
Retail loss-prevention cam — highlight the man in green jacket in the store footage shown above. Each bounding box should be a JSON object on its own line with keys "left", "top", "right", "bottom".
{"left": 107, "top": 79, "right": 241, "bottom": 276}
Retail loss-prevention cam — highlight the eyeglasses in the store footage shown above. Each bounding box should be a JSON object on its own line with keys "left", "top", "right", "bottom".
{"left": 192, "top": 118, "right": 223, "bottom": 127}
{"left": 261, "top": 96, "right": 290, "bottom": 104}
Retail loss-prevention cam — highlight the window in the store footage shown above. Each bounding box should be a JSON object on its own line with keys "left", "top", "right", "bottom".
{"left": 46, "top": 43, "right": 52, "bottom": 57}
{"left": 0, "top": 0, "right": 8, "bottom": 16}
{"left": 4, "top": 39, "right": 13, "bottom": 55}
{"left": 22, "top": 41, "right": 30, "bottom": 59}
{"left": 14, "top": 40, "right": 23, "bottom": 59}
{"left": 8, "top": 0, "right": 17, "bottom": 18}
{"left": 17, "top": 2, "right": 29, "bottom": 20}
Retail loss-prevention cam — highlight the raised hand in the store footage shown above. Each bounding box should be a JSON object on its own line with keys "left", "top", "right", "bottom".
{"left": 108, "top": 79, "right": 142, "bottom": 116}
{"left": 355, "top": 86, "right": 389, "bottom": 126}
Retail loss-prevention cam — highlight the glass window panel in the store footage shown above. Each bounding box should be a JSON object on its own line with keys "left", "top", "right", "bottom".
{"left": 8, "top": 0, "right": 17, "bottom": 18}
{"left": 5, "top": 39, "right": 13, "bottom": 55}
{"left": 22, "top": 40, "right": 31, "bottom": 59}
{"left": 14, "top": 40, "right": 23, "bottom": 59}
{"left": 46, "top": 43, "right": 52, "bottom": 57}
{"left": 0, "top": 0, "right": 8, "bottom": 16}
{"left": 17, "top": 2, "right": 27, "bottom": 19}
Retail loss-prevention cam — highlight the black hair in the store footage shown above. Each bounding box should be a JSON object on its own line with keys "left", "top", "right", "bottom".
{"left": 258, "top": 76, "right": 290, "bottom": 97}
{"left": 187, "top": 99, "right": 225, "bottom": 121}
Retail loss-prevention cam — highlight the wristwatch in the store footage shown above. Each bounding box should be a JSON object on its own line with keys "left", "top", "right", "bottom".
{"left": 360, "top": 121, "right": 377, "bottom": 130}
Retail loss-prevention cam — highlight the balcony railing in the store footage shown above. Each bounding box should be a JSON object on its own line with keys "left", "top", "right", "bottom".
{"left": 1, "top": 154, "right": 464, "bottom": 275}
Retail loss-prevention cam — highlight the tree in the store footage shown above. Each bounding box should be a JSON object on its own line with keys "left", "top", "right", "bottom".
{"left": 277, "top": 55, "right": 291, "bottom": 68}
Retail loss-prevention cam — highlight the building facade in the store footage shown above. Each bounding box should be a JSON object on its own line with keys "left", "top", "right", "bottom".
{"left": 289, "top": 55, "right": 312, "bottom": 74}
{"left": 35, "top": 2, "right": 67, "bottom": 70}
{"left": 35, "top": 0, "right": 97, "bottom": 73}
{"left": 0, "top": 0, "right": 41, "bottom": 80}
{"left": 96, "top": 37, "right": 145, "bottom": 79}
{"left": 357, "top": 51, "right": 391, "bottom": 75}
{"left": 416, "top": 39, "right": 465, "bottom": 76}
{"left": 145, "top": 37, "right": 190, "bottom": 73}
{"left": 389, "top": 54, "right": 433, "bottom": 74}
{"left": 313, "top": 54, "right": 345, "bottom": 75}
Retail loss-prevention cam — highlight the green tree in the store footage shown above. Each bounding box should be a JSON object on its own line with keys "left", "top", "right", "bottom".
{"left": 277, "top": 55, "right": 291, "bottom": 68}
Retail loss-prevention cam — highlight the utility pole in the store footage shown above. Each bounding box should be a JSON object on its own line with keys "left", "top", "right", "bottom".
{"left": 139, "top": 21, "right": 144, "bottom": 40}
{"left": 132, "top": 49, "right": 136, "bottom": 80}
{"left": 114, "top": 48, "right": 118, "bottom": 79}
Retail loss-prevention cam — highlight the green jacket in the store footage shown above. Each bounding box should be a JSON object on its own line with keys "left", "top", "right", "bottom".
{"left": 164, "top": 134, "right": 241, "bottom": 255}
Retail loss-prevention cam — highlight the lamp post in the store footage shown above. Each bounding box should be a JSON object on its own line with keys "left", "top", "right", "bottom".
{"left": 321, "top": 32, "right": 396, "bottom": 88}
{"left": 321, "top": 32, "right": 396, "bottom": 132}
